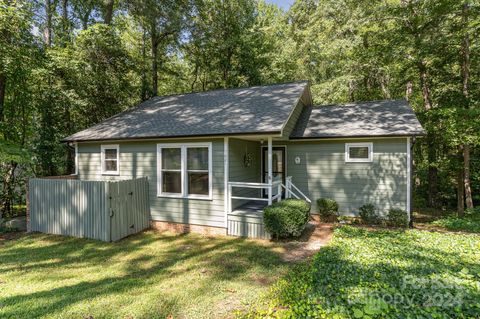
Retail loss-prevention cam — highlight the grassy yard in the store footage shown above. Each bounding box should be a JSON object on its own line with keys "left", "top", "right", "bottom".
{"left": 2, "top": 225, "right": 480, "bottom": 319}
{"left": 244, "top": 226, "right": 480, "bottom": 318}
{"left": 0, "top": 231, "right": 292, "bottom": 319}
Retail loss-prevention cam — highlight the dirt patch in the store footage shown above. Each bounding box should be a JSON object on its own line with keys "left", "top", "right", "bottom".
{"left": 250, "top": 274, "right": 274, "bottom": 286}
{"left": 279, "top": 221, "right": 334, "bottom": 262}
{"left": 0, "top": 231, "right": 25, "bottom": 245}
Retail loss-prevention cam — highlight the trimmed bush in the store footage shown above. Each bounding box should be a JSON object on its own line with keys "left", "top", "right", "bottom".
{"left": 263, "top": 199, "right": 311, "bottom": 238}
{"left": 387, "top": 208, "right": 409, "bottom": 227}
{"left": 317, "top": 198, "right": 339, "bottom": 220}
{"left": 359, "top": 203, "right": 381, "bottom": 225}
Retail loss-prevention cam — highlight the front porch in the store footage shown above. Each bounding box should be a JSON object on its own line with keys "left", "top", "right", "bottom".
{"left": 226, "top": 177, "right": 310, "bottom": 239}
{"left": 225, "top": 136, "right": 310, "bottom": 239}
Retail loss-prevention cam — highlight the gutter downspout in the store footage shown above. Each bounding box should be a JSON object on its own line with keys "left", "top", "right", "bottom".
{"left": 408, "top": 136, "right": 415, "bottom": 228}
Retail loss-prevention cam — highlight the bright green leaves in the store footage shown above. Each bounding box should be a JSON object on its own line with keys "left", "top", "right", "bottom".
{"left": 0, "top": 139, "right": 31, "bottom": 164}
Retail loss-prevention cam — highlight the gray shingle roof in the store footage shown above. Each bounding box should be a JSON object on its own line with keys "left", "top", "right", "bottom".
{"left": 290, "top": 99, "right": 425, "bottom": 139}
{"left": 63, "top": 81, "right": 308, "bottom": 142}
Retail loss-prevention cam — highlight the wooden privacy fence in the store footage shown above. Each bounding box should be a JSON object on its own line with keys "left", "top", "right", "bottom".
{"left": 29, "top": 177, "right": 150, "bottom": 242}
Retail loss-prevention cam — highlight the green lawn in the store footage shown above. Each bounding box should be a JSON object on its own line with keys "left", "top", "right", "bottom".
{"left": 0, "top": 231, "right": 291, "bottom": 319}
{"left": 3, "top": 226, "right": 480, "bottom": 319}
{"left": 244, "top": 226, "right": 480, "bottom": 318}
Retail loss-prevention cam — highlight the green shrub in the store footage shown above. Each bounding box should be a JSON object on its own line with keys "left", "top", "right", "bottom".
{"left": 317, "top": 198, "right": 339, "bottom": 220}
{"left": 263, "top": 199, "right": 310, "bottom": 238}
{"left": 465, "top": 206, "right": 480, "bottom": 216}
{"left": 387, "top": 208, "right": 409, "bottom": 227}
{"left": 359, "top": 203, "right": 381, "bottom": 224}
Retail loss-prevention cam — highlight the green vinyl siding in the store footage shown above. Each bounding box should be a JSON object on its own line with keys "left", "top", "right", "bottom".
{"left": 228, "top": 138, "right": 261, "bottom": 209}
{"left": 77, "top": 139, "right": 226, "bottom": 228}
{"left": 274, "top": 138, "right": 408, "bottom": 215}
{"left": 77, "top": 136, "right": 408, "bottom": 228}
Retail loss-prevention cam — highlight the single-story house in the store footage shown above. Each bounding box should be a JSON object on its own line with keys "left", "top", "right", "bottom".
{"left": 63, "top": 81, "right": 425, "bottom": 238}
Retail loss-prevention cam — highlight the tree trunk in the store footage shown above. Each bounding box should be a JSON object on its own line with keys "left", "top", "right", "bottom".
{"left": 380, "top": 74, "right": 391, "bottom": 99}
{"left": 151, "top": 24, "right": 158, "bottom": 96}
{"left": 427, "top": 136, "right": 438, "bottom": 207}
{"left": 461, "top": 1, "right": 474, "bottom": 209}
{"left": 45, "top": 0, "right": 52, "bottom": 46}
{"left": 1, "top": 162, "right": 18, "bottom": 217}
{"left": 416, "top": 57, "right": 437, "bottom": 207}
{"left": 103, "top": 0, "right": 114, "bottom": 25}
{"left": 417, "top": 60, "right": 432, "bottom": 110}
{"left": 62, "top": 0, "right": 68, "bottom": 22}
{"left": 60, "top": 0, "right": 69, "bottom": 45}
{"left": 348, "top": 79, "right": 355, "bottom": 102}
{"left": 0, "top": 72, "right": 5, "bottom": 123}
{"left": 82, "top": 10, "right": 91, "bottom": 30}
{"left": 191, "top": 64, "right": 199, "bottom": 92}
{"left": 141, "top": 27, "right": 148, "bottom": 101}
{"left": 461, "top": 2, "right": 470, "bottom": 102}
{"left": 64, "top": 105, "right": 74, "bottom": 174}
{"left": 457, "top": 164, "right": 465, "bottom": 217}
{"left": 464, "top": 145, "right": 473, "bottom": 209}
{"left": 405, "top": 81, "right": 412, "bottom": 101}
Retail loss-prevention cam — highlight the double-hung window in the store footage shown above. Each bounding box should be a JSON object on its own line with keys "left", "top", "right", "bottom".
{"left": 161, "top": 148, "right": 182, "bottom": 194}
{"left": 345, "top": 142, "right": 373, "bottom": 163}
{"left": 101, "top": 144, "right": 120, "bottom": 175}
{"left": 157, "top": 143, "right": 212, "bottom": 199}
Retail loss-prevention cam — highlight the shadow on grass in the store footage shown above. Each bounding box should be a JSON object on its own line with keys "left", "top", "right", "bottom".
{"left": 0, "top": 231, "right": 288, "bottom": 318}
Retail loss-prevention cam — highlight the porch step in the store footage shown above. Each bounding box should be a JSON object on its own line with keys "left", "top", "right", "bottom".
{"left": 227, "top": 202, "right": 270, "bottom": 239}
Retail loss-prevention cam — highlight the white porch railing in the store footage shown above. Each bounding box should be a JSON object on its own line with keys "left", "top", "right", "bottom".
{"left": 284, "top": 176, "right": 311, "bottom": 203}
{"left": 227, "top": 177, "right": 311, "bottom": 213}
{"left": 227, "top": 180, "right": 282, "bottom": 213}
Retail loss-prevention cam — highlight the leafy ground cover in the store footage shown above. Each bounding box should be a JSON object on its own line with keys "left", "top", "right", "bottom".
{"left": 244, "top": 226, "right": 480, "bottom": 318}
{"left": 430, "top": 215, "right": 480, "bottom": 233}
{"left": 413, "top": 208, "right": 480, "bottom": 234}
{"left": 0, "top": 231, "right": 292, "bottom": 318}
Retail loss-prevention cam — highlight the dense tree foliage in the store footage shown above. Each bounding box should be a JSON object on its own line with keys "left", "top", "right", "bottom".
{"left": 0, "top": 0, "right": 478, "bottom": 218}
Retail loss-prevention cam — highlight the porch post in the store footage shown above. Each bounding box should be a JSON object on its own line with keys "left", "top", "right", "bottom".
{"left": 267, "top": 136, "right": 273, "bottom": 205}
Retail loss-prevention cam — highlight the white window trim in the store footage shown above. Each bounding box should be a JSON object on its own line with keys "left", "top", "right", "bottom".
{"left": 101, "top": 144, "right": 120, "bottom": 175}
{"left": 345, "top": 142, "right": 373, "bottom": 163}
{"left": 157, "top": 142, "right": 212, "bottom": 200}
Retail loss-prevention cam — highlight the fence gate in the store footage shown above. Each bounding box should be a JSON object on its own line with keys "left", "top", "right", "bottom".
{"left": 29, "top": 177, "right": 150, "bottom": 242}
{"left": 108, "top": 178, "right": 150, "bottom": 242}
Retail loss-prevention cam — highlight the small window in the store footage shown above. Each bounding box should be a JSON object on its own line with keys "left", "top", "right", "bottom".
{"left": 157, "top": 143, "right": 212, "bottom": 199}
{"left": 101, "top": 144, "right": 120, "bottom": 175}
{"left": 345, "top": 142, "right": 373, "bottom": 163}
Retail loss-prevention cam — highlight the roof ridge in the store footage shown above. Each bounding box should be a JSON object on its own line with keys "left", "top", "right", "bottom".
{"left": 148, "top": 80, "right": 309, "bottom": 100}
{"left": 313, "top": 98, "right": 406, "bottom": 108}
